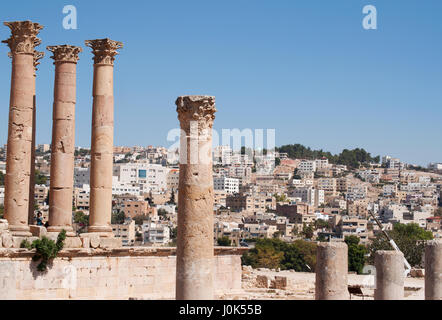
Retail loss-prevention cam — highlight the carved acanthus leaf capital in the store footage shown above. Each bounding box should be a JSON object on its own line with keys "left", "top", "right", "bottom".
{"left": 176, "top": 96, "right": 217, "bottom": 134}
{"left": 85, "top": 38, "right": 123, "bottom": 65}
{"left": 2, "top": 21, "right": 43, "bottom": 55}
{"left": 47, "top": 45, "right": 82, "bottom": 64}
{"left": 33, "top": 51, "right": 45, "bottom": 72}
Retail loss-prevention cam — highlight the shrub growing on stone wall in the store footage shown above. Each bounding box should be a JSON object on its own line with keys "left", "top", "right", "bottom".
{"left": 20, "top": 230, "right": 67, "bottom": 272}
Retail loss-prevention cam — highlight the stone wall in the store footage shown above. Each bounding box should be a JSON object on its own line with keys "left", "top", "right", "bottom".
{"left": 0, "top": 247, "right": 246, "bottom": 300}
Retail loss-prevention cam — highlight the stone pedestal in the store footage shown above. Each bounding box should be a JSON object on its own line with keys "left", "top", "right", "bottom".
{"left": 2, "top": 21, "right": 43, "bottom": 236}
{"left": 175, "top": 96, "right": 217, "bottom": 300}
{"left": 315, "top": 242, "right": 349, "bottom": 300}
{"left": 85, "top": 39, "right": 123, "bottom": 236}
{"left": 425, "top": 240, "right": 442, "bottom": 300}
{"left": 374, "top": 250, "right": 405, "bottom": 300}
{"left": 46, "top": 45, "right": 82, "bottom": 237}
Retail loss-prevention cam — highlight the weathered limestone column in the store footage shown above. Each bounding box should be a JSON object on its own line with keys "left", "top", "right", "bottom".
{"left": 425, "top": 240, "right": 442, "bottom": 300}
{"left": 85, "top": 39, "right": 123, "bottom": 236}
{"left": 315, "top": 242, "right": 349, "bottom": 300}
{"left": 175, "top": 96, "right": 217, "bottom": 300}
{"left": 374, "top": 250, "right": 405, "bottom": 300}
{"left": 2, "top": 21, "right": 43, "bottom": 236}
{"left": 46, "top": 45, "right": 82, "bottom": 236}
{"left": 28, "top": 50, "right": 44, "bottom": 225}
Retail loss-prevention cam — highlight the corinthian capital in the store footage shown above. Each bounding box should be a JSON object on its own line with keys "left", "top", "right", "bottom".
{"left": 33, "top": 51, "right": 45, "bottom": 73}
{"left": 85, "top": 38, "right": 123, "bottom": 65}
{"left": 47, "top": 45, "right": 82, "bottom": 64}
{"left": 176, "top": 96, "right": 217, "bottom": 134}
{"left": 2, "top": 21, "right": 43, "bottom": 55}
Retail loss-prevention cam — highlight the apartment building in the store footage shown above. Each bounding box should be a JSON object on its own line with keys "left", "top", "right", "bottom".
{"left": 112, "top": 219, "right": 135, "bottom": 246}
{"left": 226, "top": 194, "right": 267, "bottom": 213}
{"left": 214, "top": 176, "right": 240, "bottom": 194}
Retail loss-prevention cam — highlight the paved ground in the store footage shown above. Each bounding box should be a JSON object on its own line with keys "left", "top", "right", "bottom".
{"left": 218, "top": 267, "right": 425, "bottom": 300}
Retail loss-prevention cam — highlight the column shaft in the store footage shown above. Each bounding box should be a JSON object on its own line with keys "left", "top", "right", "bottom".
{"left": 2, "top": 21, "right": 43, "bottom": 236}
{"left": 315, "top": 242, "right": 349, "bottom": 300}
{"left": 47, "top": 45, "right": 81, "bottom": 236}
{"left": 175, "top": 95, "right": 217, "bottom": 300}
{"left": 85, "top": 39, "right": 123, "bottom": 236}
{"left": 374, "top": 250, "right": 405, "bottom": 300}
{"left": 425, "top": 240, "right": 442, "bottom": 300}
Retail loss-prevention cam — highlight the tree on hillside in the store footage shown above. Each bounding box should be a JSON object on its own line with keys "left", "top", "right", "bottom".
{"left": 345, "top": 235, "right": 367, "bottom": 274}
{"left": 0, "top": 171, "right": 4, "bottom": 186}
{"left": 368, "top": 223, "right": 433, "bottom": 267}
{"left": 217, "top": 237, "right": 232, "bottom": 247}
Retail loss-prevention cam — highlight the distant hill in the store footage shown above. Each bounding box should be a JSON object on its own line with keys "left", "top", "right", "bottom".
{"left": 276, "top": 144, "right": 380, "bottom": 169}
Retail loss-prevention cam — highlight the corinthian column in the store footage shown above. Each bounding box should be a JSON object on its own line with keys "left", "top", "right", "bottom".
{"left": 85, "top": 39, "right": 123, "bottom": 236}
{"left": 28, "top": 50, "right": 44, "bottom": 226}
{"left": 175, "top": 95, "right": 217, "bottom": 300}
{"left": 2, "top": 21, "right": 43, "bottom": 236}
{"left": 46, "top": 45, "right": 82, "bottom": 236}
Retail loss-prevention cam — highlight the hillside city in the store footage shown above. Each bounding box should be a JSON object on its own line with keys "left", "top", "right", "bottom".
{"left": 0, "top": 143, "right": 440, "bottom": 274}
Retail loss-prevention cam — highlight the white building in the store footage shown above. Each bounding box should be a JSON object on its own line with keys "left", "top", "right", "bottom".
{"left": 298, "top": 160, "right": 316, "bottom": 173}
{"left": 74, "top": 167, "right": 90, "bottom": 188}
{"left": 213, "top": 146, "right": 232, "bottom": 166}
{"left": 214, "top": 177, "right": 239, "bottom": 195}
{"left": 141, "top": 222, "right": 170, "bottom": 245}
{"left": 0, "top": 186, "right": 4, "bottom": 205}
{"left": 289, "top": 187, "right": 324, "bottom": 207}
{"left": 113, "top": 163, "right": 169, "bottom": 193}
{"left": 315, "top": 158, "right": 329, "bottom": 169}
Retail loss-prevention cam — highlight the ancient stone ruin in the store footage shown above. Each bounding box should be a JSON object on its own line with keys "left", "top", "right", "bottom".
{"left": 0, "top": 20, "right": 440, "bottom": 300}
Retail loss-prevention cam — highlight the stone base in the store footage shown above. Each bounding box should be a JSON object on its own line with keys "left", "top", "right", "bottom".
{"left": 99, "top": 238, "right": 122, "bottom": 249}
{"left": 47, "top": 226, "right": 76, "bottom": 237}
{"left": 64, "top": 237, "right": 82, "bottom": 248}
{"left": 29, "top": 225, "right": 47, "bottom": 238}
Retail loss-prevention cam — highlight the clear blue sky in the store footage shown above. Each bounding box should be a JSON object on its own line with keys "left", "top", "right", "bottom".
{"left": 0, "top": 0, "right": 441, "bottom": 166}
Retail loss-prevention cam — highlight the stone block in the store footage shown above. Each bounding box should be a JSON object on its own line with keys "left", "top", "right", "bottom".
{"left": 80, "top": 233, "right": 100, "bottom": 248}
{"left": 256, "top": 275, "right": 269, "bottom": 288}
{"left": 270, "top": 276, "right": 287, "bottom": 290}
{"left": 64, "top": 237, "right": 82, "bottom": 248}
{"left": 0, "top": 220, "right": 8, "bottom": 231}
{"left": 29, "top": 225, "right": 47, "bottom": 238}
{"left": 99, "top": 238, "right": 122, "bottom": 249}
{"left": 12, "top": 236, "right": 27, "bottom": 248}
{"left": 81, "top": 237, "right": 90, "bottom": 248}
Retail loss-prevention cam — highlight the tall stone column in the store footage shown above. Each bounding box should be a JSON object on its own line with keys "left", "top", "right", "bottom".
{"left": 85, "top": 39, "right": 123, "bottom": 236}
{"left": 315, "top": 242, "right": 349, "bottom": 300}
{"left": 175, "top": 96, "right": 217, "bottom": 300}
{"left": 374, "top": 250, "right": 405, "bottom": 300}
{"left": 28, "top": 50, "right": 44, "bottom": 225}
{"left": 46, "top": 45, "right": 82, "bottom": 236}
{"left": 425, "top": 240, "right": 442, "bottom": 300}
{"left": 2, "top": 21, "right": 43, "bottom": 236}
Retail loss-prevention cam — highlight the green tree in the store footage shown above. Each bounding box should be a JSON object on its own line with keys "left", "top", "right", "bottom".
{"left": 133, "top": 214, "right": 150, "bottom": 225}
{"left": 345, "top": 236, "right": 367, "bottom": 274}
{"left": 241, "top": 238, "right": 317, "bottom": 272}
{"left": 73, "top": 211, "right": 89, "bottom": 226}
{"left": 0, "top": 204, "right": 4, "bottom": 219}
{"left": 0, "top": 171, "right": 4, "bottom": 186}
{"left": 35, "top": 170, "right": 47, "bottom": 185}
{"left": 217, "top": 236, "right": 232, "bottom": 246}
{"left": 368, "top": 223, "right": 433, "bottom": 267}
{"left": 302, "top": 223, "right": 314, "bottom": 239}
{"left": 111, "top": 211, "right": 125, "bottom": 224}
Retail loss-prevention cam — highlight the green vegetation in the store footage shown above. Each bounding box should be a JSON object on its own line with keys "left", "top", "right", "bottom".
{"left": 133, "top": 214, "right": 150, "bottom": 225}
{"left": 368, "top": 223, "right": 433, "bottom": 267}
{"left": 301, "top": 223, "right": 314, "bottom": 239}
{"left": 0, "top": 204, "right": 4, "bottom": 219}
{"left": 276, "top": 144, "right": 380, "bottom": 169}
{"left": 35, "top": 170, "right": 47, "bottom": 185}
{"left": 21, "top": 230, "right": 67, "bottom": 272}
{"left": 73, "top": 211, "right": 89, "bottom": 231}
{"left": 345, "top": 236, "right": 367, "bottom": 274}
{"left": 74, "top": 149, "right": 90, "bottom": 157}
{"left": 242, "top": 238, "right": 317, "bottom": 272}
{"left": 0, "top": 171, "right": 4, "bottom": 186}
{"left": 273, "top": 193, "right": 288, "bottom": 202}
{"left": 111, "top": 211, "right": 126, "bottom": 224}
{"left": 217, "top": 236, "right": 232, "bottom": 246}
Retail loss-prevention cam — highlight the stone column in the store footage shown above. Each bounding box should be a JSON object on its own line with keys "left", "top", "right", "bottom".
{"left": 2, "top": 21, "right": 43, "bottom": 236}
{"left": 175, "top": 96, "right": 217, "bottom": 300}
{"left": 85, "top": 39, "right": 123, "bottom": 236}
{"left": 374, "top": 250, "right": 405, "bottom": 300}
{"left": 46, "top": 45, "right": 82, "bottom": 236}
{"left": 315, "top": 242, "right": 349, "bottom": 300}
{"left": 425, "top": 240, "right": 442, "bottom": 300}
{"left": 28, "top": 50, "right": 44, "bottom": 226}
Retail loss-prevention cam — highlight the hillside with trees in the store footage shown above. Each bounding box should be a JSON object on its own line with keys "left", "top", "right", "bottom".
{"left": 276, "top": 144, "right": 380, "bottom": 168}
